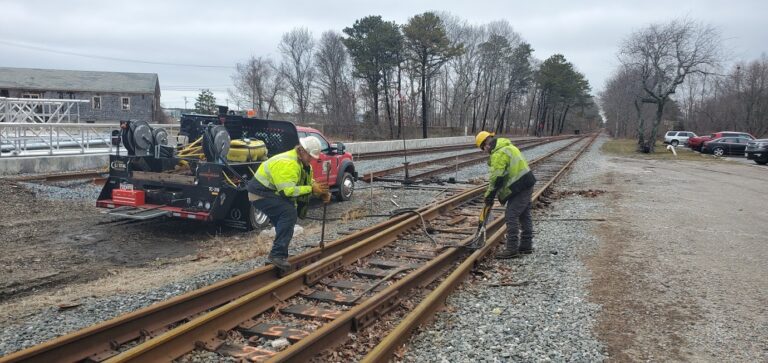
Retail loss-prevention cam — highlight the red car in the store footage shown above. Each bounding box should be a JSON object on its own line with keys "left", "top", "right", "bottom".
{"left": 688, "top": 131, "right": 755, "bottom": 151}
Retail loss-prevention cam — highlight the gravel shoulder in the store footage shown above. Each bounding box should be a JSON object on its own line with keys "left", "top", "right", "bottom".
{"left": 584, "top": 151, "right": 768, "bottom": 362}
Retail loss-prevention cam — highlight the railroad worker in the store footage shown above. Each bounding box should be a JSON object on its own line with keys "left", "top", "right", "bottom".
{"left": 475, "top": 131, "right": 537, "bottom": 259}
{"left": 247, "top": 137, "right": 332, "bottom": 270}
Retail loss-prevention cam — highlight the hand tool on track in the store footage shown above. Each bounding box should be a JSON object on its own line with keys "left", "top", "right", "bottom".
{"left": 466, "top": 202, "right": 493, "bottom": 250}
{"left": 319, "top": 163, "right": 331, "bottom": 249}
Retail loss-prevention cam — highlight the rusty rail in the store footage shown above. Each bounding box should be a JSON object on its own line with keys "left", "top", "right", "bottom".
{"left": 362, "top": 132, "right": 599, "bottom": 362}
{"left": 0, "top": 134, "right": 592, "bottom": 363}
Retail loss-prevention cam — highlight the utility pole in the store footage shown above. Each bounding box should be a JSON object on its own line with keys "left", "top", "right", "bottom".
{"left": 184, "top": 96, "right": 188, "bottom": 110}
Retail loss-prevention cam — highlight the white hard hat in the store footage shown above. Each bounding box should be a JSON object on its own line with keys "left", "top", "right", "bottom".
{"left": 299, "top": 137, "right": 322, "bottom": 159}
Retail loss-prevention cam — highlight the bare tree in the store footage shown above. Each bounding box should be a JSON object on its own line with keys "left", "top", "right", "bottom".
{"left": 315, "top": 30, "right": 355, "bottom": 124}
{"left": 279, "top": 27, "right": 315, "bottom": 123}
{"left": 619, "top": 18, "right": 721, "bottom": 151}
{"left": 229, "top": 56, "right": 284, "bottom": 118}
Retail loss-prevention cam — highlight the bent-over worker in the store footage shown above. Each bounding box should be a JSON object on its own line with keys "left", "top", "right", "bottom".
{"left": 247, "top": 137, "right": 331, "bottom": 270}
{"left": 475, "top": 131, "right": 537, "bottom": 259}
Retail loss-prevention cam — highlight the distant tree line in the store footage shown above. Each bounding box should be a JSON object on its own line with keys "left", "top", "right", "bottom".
{"left": 221, "top": 12, "right": 596, "bottom": 139}
{"left": 599, "top": 17, "right": 768, "bottom": 152}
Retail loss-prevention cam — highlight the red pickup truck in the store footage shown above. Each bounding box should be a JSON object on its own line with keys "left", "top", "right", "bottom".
{"left": 296, "top": 126, "right": 356, "bottom": 201}
{"left": 688, "top": 131, "right": 755, "bottom": 151}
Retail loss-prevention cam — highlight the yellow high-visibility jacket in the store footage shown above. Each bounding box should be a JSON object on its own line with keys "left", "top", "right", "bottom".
{"left": 484, "top": 138, "right": 536, "bottom": 203}
{"left": 248, "top": 148, "right": 314, "bottom": 215}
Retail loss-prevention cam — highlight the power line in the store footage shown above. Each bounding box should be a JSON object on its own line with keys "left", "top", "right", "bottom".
{"left": 0, "top": 39, "right": 235, "bottom": 69}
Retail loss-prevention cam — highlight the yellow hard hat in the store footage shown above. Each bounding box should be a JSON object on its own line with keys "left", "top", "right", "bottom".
{"left": 475, "top": 131, "right": 495, "bottom": 148}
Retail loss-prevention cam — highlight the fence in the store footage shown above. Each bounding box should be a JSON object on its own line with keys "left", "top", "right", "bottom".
{"left": 0, "top": 97, "right": 90, "bottom": 123}
{"left": 0, "top": 122, "right": 179, "bottom": 157}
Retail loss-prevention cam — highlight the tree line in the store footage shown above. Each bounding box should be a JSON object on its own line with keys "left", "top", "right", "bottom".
{"left": 599, "top": 18, "right": 768, "bottom": 152}
{"left": 200, "top": 12, "right": 595, "bottom": 139}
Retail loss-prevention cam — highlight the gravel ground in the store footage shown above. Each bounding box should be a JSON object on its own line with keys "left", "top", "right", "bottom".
{"left": 401, "top": 136, "right": 607, "bottom": 362}
{"left": 0, "top": 138, "right": 580, "bottom": 358}
{"left": 18, "top": 180, "right": 102, "bottom": 201}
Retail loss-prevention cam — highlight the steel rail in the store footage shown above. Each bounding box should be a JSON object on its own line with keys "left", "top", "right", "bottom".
{"left": 102, "top": 186, "right": 487, "bottom": 362}
{"left": 100, "top": 137, "right": 588, "bottom": 362}
{"left": 361, "top": 137, "right": 566, "bottom": 183}
{"left": 362, "top": 133, "right": 600, "bottom": 362}
{"left": 0, "top": 195, "right": 460, "bottom": 362}
{"left": 2, "top": 170, "right": 106, "bottom": 183}
{"left": 265, "top": 135, "right": 594, "bottom": 362}
{"left": 0, "top": 135, "right": 584, "bottom": 363}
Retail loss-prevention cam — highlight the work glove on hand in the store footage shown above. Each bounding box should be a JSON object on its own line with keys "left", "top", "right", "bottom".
{"left": 478, "top": 200, "right": 493, "bottom": 224}
{"left": 312, "top": 182, "right": 329, "bottom": 195}
{"left": 321, "top": 191, "right": 332, "bottom": 204}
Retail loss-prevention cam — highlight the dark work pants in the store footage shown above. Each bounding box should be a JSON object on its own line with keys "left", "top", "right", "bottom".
{"left": 251, "top": 197, "right": 297, "bottom": 259}
{"left": 504, "top": 186, "right": 534, "bottom": 251}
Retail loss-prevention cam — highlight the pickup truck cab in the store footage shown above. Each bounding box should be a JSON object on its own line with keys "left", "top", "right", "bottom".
{"left": 296, "top": 126, "right": 356, "bottom": 201}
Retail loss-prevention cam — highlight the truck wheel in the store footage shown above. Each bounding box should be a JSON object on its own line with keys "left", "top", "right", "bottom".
{"left": 335, "top": 172, "right": 355, "bottom": 201}
{"left": 756, "top": 159, "right": 768, "bottom": 165}
{"left": 249, "top": 204, "right": 270, "bottom": 229}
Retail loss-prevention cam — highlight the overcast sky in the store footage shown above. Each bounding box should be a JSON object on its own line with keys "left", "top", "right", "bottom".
{"left": 1, "top": 0, "right": 766, "bottom": 109}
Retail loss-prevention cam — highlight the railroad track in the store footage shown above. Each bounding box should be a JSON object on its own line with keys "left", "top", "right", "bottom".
{"left": 2, "top": 136, "right": 565, "bottom": 185}
{"left": 362, "top": 135, "right": 575, "bottom": 183}
{"left": 2, "top": 170, "right": 107, "bottom": 184}
{"left": 0, "top": 133, "right": 596, "bottom": 363}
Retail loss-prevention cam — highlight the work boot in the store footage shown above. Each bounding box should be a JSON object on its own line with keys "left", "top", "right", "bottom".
{"left": 267, "top": 255, "right": 291, "bottom": 271}
{"left": 519, "top": 247, "right": 535, "bottom": 255}
{"left": 495, "top": 249, "right": 520, "bottom": 259}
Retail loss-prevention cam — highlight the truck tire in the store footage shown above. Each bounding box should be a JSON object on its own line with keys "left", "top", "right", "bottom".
{"left": 334, "top": 172, "right": 355, "bottom": 201}
{"left": 250, "top": 204, "right": 271, "bottom": 229}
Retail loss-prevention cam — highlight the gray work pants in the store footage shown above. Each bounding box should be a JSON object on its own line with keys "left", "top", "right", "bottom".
{"left": 504, "top": 186, "right": 534, "bottom": 251}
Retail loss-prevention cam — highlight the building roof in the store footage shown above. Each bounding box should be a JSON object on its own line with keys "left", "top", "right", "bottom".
{"left": 0, "top": 67, "right": 159, "bottom": 94}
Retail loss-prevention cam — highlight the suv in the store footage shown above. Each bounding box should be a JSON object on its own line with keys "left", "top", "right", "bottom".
{"left": 745, "top": 139, "right": 768, "bottom": 165}
{"left": 297, "top": 126, "right": 356, "bottom": 201}
{"left": 664, "top": 131, "right": 697, "bottom": 146}
{"left": 688, "top": 131, "right": 755, "bottom": 151}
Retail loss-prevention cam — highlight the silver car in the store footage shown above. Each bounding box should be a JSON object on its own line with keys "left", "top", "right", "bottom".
{"left": 664, "top": 131, "right": 697, "bottom": 146}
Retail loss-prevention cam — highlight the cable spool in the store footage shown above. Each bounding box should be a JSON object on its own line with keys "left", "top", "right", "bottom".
{"left": 152, "top": 128, "right": 169, "bottom": 146}
{"left": 202, "top": 125, "right": 230, "bottom": 162}
{"left": 122, "top": 120, "right": 153, "bottom": 156}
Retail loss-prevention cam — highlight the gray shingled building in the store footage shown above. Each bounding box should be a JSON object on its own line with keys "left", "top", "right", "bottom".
{"left": 0, "top": 67, "right": 161, "bottom": 123}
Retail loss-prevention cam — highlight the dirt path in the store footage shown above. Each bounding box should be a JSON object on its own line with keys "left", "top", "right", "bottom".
{"left": 586, "top": 157, "right": 768, "bottom": 361}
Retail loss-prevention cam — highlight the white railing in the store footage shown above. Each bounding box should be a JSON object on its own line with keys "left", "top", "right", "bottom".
{"left": 0, "top": 122, "right": 179, "bottom": 157}
{"left": 0, "top": 97, "right": 90, "bottom": 123}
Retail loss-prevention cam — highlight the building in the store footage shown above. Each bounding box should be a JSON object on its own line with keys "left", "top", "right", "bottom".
{"left": 0, "top": 67, "right": 161, "bottom": 123}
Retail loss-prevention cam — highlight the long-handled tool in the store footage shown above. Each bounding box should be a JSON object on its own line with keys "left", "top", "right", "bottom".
{"left": 319, "top": 163, "right": 331, "bottom": 249}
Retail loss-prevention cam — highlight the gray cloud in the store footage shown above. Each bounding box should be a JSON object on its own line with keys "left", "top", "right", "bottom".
{"left": 1, "top": 0, "right": 766, "bottom": 107}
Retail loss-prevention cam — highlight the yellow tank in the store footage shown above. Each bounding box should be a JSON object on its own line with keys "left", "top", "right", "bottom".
{"left": 227, "top": 139, "right": 268, "bottom": 162}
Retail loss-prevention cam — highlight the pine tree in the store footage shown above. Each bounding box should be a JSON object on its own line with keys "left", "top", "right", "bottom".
{"left": 194, "top": 89, "right": 217, "bottom": 115}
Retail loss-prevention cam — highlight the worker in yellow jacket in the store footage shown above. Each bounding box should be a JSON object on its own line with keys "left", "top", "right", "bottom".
{"left": 476, "top": 131, "right": 537, "bottom": 259}
{"left": 247, "top": 137, "right": 331, "bottom": 270}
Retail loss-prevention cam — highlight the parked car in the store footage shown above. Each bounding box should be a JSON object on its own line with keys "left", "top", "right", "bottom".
{"left": 745, "top": 139, "right": 768, "bottom": 165}
{"left": 701, "top": 137, "right": 752, "bottom": 156}
{"left": 689, "top": 131, "right": 755, "bottom": 151}
{"left": 663, "top": 131, "right": 697, "bottom": 146}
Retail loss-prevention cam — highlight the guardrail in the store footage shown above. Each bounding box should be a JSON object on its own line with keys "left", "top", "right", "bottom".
{"left": 0, "top": 97, "right": 90, "bottom": 123}
{"left": 0, "top": 122, "right": 180, "bottom": 157}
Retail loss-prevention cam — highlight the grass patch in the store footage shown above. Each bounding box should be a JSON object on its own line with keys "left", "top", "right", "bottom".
{"left": 601, "top": 138, "right": 722, "bottom": 162}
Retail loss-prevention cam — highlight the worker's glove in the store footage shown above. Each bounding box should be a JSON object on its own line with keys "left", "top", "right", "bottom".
{"left": 312, "top": 182, "right": 329, "bottom": 195}
{"left": 478, "top": 201, "right": 493, "bottom": 224}
{"left": 321, "top": 191, "right": 332, "bottom": 204}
